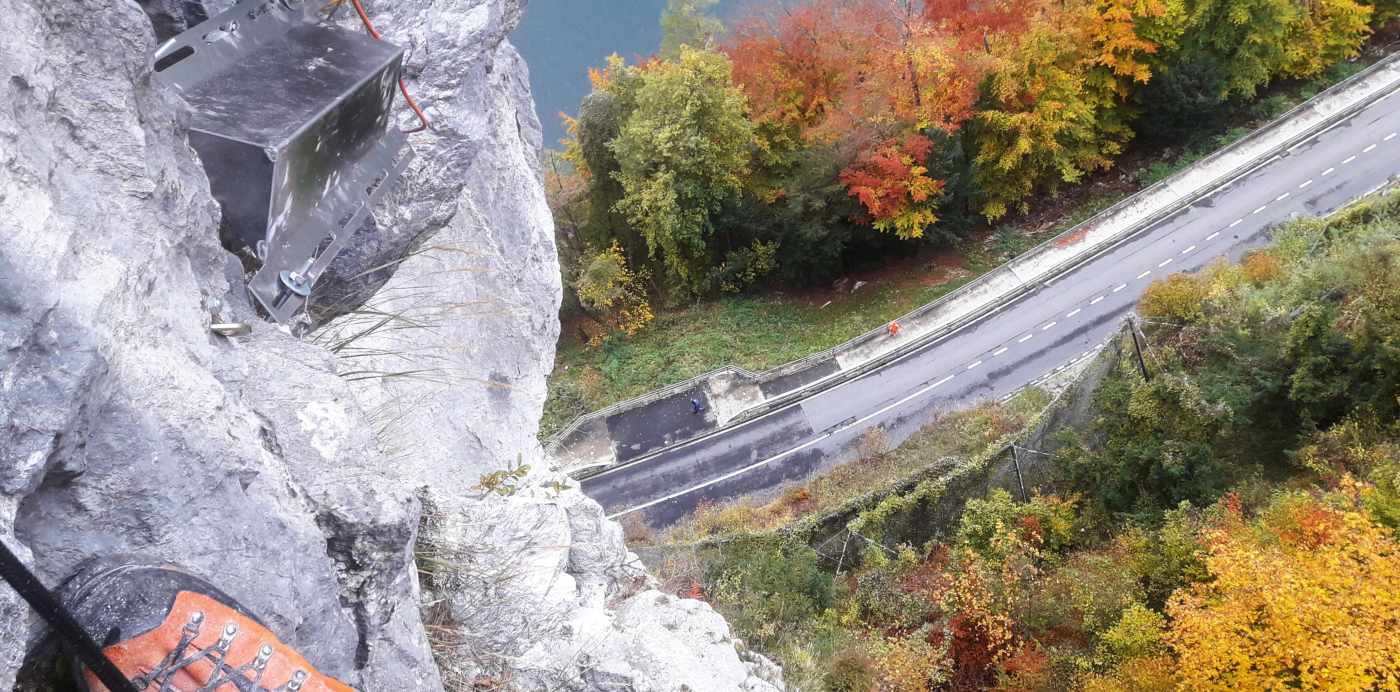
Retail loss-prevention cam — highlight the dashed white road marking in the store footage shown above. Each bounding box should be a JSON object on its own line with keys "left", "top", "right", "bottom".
{"left": 1041, "top": 321, "right": 1057, "bottom": 331}
{"left": 1343, "top": 155, "right": 1357, "bottom": 164}
{"left": 1299, "top": 179, "right": 1313, "bottom": 189}
{"left": 1017, "top": 333, "right": 1034, "bottom": 343}
{"left": 1323, "top": 167, "right": 1335, "bottom": 176}
{"left": 1066, "top": 308, "right": 1081, "bottom": 318}
{"left": 1386, "top": 132, "right": 1397, "bottom": 141}
{"left": 967, "top": 360, "right": 983, "bottom": 370}
{"left": 1275, "top": 192, "right": 1290, "bottom": 201}
{"left": 1136, "top": 270, "right": 1151, "bottom": 279}
{"left": 1090, "top": 295, "right": 1105, "bottom": 305}
{"left": 992, "top": 346, "right": 1008, "bottom": 357}
{"left": 1363, "top": 144, "right": 1377, "bottom": 153}
{"left": 1229, "top": 219, "right": 1243, "bottom": 228}
{"left": 1112, "top": 283, "right": 1127, "bottom": 292}
{"left": 1252, "top": 205, "right": 1267, "bottom": 214}
{"left": 1158, "top": 258, "right": 1173, "bottom": 268}
{"left": 1206, "top": 231, "right": 1220, "bottom": 241}
{"left": 1182, "top": 245, "right": 1196, "bottom": 254}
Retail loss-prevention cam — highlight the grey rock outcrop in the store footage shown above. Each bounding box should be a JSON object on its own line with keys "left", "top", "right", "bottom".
{"left": 321, "top": 0, "right": 784, "bottom": 687}
{"left": 1, "top": 0, "right": 783, "bottom": 689}
{"left": 1, "top": 0, "right": 434, "bottom": 687}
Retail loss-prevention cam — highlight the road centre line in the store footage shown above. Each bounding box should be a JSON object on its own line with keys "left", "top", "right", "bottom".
{"left": 1299, "top": 179, "right": 1313, "bottom": 188}
{"left": 1206, "top": 232, "right": 1220, "bottom": 241}
{"left": 1275, "top": 192, "right": 1290, "bottom": 201}
{"left": 1158, "top": 258, "right": 1173, "bottom": 268}
{"left": 1229, "top": 219, "right": 1243, "bottom": 227}
{"left": 594, "top": 100, "right": 1398, "bottom": 496}
{"left": 1182, "top": 245, "right": 1196, "bottom": 254}
{"left": 1252, "top": 205, "right": 1267, "bottom": 214}
{"left": 1066, "top": 308, "right": 1081, "bottom": 318}
{"left": 1386, "top": 132, "right": 1397, "bottom": 141}
{"left": 1018, "top": 334, "right": 1034, "bottom": 343}
{"left": 1363, "top": 143, "right": 1377, "bottom": 153}
{"left": 1323, "top": 167, "right": 1335, "bottom": 176}
{"left": 1344, "top": 155, "right": 1357, "bottom": 164}
{"left": 967, "top": 360, "right": 983, "bottom": 370}
{"left": 993, "top": 347, "right": 1008, "bottom": 357}
{"left": 1041, "top": 321, "right": 1057, "bottom": 330}
{"left": 1136, "top": 270, "right": 1151, "bottom": 279}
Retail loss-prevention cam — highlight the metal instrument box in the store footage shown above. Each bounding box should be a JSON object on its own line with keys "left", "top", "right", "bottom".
{"left": 152, "top": 0, "right": 413, "bottom": 327}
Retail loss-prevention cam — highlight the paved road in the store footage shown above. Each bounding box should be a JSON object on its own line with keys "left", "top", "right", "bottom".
{"left": 583, "top": 89, "right": 1400, "bottom": 527}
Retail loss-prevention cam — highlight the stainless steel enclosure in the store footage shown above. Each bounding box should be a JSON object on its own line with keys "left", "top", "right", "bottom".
{"left": 152, "top": 0, "right": 414, "bottom": 326}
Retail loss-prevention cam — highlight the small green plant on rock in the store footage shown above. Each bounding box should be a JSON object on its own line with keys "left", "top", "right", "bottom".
{"left": 476, "top": 455, "right": 531, "bottom": 497}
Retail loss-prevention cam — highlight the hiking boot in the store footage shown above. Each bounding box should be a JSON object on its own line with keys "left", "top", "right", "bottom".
{"left": 57, "top": 556, "right": 354, "bottom": 692}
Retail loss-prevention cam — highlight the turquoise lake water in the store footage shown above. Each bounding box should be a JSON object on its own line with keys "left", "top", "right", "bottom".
{"left": 512, "top": 0, "right": 750, "bottom": 148}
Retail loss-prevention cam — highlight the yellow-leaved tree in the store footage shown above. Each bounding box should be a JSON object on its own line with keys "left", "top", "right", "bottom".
{"left": 574, "top": 242, "right": 653, "bottom": 344}
{"left": 1167, "top": 499, "right": 1400, "bottom": 690}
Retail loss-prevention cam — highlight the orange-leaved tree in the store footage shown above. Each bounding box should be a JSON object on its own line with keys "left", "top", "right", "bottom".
{"left": 839, "top": 133, "right": 944, "bottom": 239}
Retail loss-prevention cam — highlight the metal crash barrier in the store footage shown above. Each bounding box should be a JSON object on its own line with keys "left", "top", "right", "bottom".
{"left": 151, "top": 0, "right": 414, "bottom": 329}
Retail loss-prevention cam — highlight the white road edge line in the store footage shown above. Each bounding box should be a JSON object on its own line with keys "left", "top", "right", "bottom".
{"left": 1136, "top": 270, "right": 1151, "bottom": 279}
{"left": 1066, "top": 308, "right": 1081, "bottom": 318}
{"left": 992, "top": 347, "right": 1008, "bottom": 357}
{"left": 1112, "top": 283, "right": 1127, "bottom": 292}
{"left": 1323, "top": 167, "right": 1335, "bottom": 176}
{"left": 607, "top": 372, "right": 959, "bottom": 518}
{"left": 1090, "top": 295, "right": 1105, "bottom": 305}
{"left": 1206, "top": 232, "right": 1220, "bottom": 241}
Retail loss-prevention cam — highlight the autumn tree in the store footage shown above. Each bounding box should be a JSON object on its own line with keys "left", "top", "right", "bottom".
{"left": 574, "top": 242, "right": 654, "bottom": 342}
{"left": 610, "top": 47, "right": 755, "bottom": 296}
{"left": 660, "top": 0, "right": 725, "bottom": 59}
{"left": 972, "top": 21, "right": 1124, "bottom": 220}
{"left": 923, "top": 0, "right": 1039, "bottom": 54}
{"left": 839, "top": 133, "right": 944, "bottom": 239}
{"left": 1168, "top": 496, "right": 1400, "bottom": 689}
{"left": 1281, "top": 0, "right": 1372, "bottom": 79}
{"left": 563, "top": 55, "right": 645, "bottom": 258}
{"left": 1171, "top": 0, "right": 1299, "bottom": 100}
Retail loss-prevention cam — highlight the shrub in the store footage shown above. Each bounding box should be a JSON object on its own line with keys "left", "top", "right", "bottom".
{"left": 956, "top": 490, "right": 1079, "bottom": 561}
{"left": 708, "top": 535, "right": 835, "bottom": 648}
{"left": 1240, "top": 250, "right": 1283, "bottom": 285}
{"left": 824, "top": 646, "right": 879, "bottom": 692}
{"left": 1138, "top": 274, "right": 1209, "bottom": 322}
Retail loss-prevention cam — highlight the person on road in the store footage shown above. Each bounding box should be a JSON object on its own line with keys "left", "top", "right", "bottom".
{"left": 690, "top": 398, "right": 705, "bottom": 415}
{"left": 888, "top": 321, "right": 901, "bottom": 338}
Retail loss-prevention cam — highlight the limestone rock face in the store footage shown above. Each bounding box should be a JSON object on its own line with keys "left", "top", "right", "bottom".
{"left": 0, "top": 0, "right": 783, "bottom": 689}
{"left": 0, "top": 0, "right": 433, "bottom": 687}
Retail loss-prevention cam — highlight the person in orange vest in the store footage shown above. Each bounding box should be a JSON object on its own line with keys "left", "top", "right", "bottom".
{"left": 887, "top": 321, "right": 901, "bottom": 337}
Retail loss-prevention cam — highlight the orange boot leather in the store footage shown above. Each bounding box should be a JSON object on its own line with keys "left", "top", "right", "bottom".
{"left": 58, "top": 557, "right": 354, "bottom": 691}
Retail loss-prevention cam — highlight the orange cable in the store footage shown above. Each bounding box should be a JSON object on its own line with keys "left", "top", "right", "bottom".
{"left": 348, "top": 0, "right": 430, "bottom": 133}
